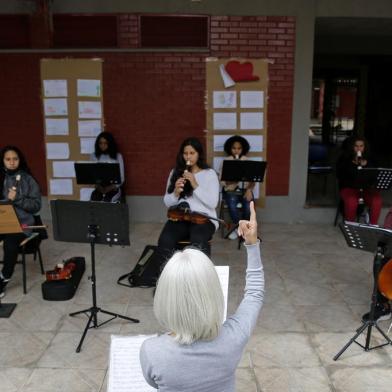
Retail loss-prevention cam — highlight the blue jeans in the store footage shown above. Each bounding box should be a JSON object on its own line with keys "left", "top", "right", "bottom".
{"left": 223, "top": 191, "right": 251, "bottom": 224}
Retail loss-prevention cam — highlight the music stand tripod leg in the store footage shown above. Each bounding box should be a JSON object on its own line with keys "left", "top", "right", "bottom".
{"left": 70, "top": 231, "right": 139, "bottom": 353}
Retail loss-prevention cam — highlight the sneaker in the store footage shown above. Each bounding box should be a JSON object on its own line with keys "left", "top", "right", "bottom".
{"left": 228, "top": 231, "right": 238, "bottom": 240}
{"left": 362, "top": 304, "right": 392, "bottom": 322}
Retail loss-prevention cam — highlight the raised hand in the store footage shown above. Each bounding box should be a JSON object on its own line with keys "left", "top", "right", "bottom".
{"left": 237, "top": 201, "right": 258, "bottom": 245}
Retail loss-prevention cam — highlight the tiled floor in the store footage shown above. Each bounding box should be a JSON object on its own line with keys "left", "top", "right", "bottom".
{"left": 1, "top": 221, "right": 392, "bottom": 391}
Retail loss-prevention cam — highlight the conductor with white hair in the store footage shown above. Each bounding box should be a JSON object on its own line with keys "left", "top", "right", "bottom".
{"left": 140, "top": 201, "right": 265, "bottom": 391}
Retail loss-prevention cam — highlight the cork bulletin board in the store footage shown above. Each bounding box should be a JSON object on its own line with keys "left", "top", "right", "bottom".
{"left": 40, "top": 58, "right": 103, "bottom": 200}
{"left": 205, "top": 58, "right": 269, "bottom": 207}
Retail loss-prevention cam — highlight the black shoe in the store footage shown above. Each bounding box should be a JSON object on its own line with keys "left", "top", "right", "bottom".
{"left": 362, "top": 304, "right": 392, "bottom": 322}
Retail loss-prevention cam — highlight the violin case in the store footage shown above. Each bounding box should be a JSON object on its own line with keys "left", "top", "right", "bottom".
{"left": 41, "top": 257, "right": 86, "bottom": 301}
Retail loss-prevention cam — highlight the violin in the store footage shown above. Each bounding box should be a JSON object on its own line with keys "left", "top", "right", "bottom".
{"left": 167, "top": 205, "right": 227, "bottom": 227}
{"left": 378, "top": 258, "right": 392, "bottom": 300}
{"left": 46, "top": 260, "right": 77, "bottom": 281}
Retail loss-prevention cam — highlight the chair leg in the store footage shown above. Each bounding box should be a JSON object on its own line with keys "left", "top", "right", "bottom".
{"left": 37, "top": 247, "right": 45, "bottom": 274}
{"left": 22, "top": 252, "right": 27, "bottom": 294}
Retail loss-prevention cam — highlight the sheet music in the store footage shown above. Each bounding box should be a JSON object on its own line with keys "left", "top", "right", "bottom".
{"left": 108, "top": 335, "right": 156, "bottom": 392}
{"left": 216, "top": 265, "right": 230, "bottom": 321}
{"left": 107, "top": 266, "right": 230, "bottom": 392}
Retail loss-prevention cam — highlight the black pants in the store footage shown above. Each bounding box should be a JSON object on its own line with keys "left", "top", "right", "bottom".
{"left": 0, "top": 233, "right": 26, "bottom": 279}
{"left": 157, "top": 220, "right": 215, "bottom": 265}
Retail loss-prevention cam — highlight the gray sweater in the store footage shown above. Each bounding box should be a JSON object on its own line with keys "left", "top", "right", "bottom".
{"left": 140, "top": 243, "right": 264, "bottom": 392}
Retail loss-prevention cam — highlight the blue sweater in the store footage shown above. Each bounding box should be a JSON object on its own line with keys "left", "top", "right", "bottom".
{"left": 140, "top": 243, "right": 264, "bottom": 392}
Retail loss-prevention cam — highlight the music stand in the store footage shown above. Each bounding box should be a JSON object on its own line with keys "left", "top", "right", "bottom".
{"left": 50, "top": 200, "right": 139, "bottom": 352}
{"left": 221, "top": 160, "right": 267, "bottom": 239}
{"left": 0, "top": 202, "right": 23, "bottom": 318}
{"left": 74, "top": 162, "right": 121, "bottom": 185}
{"left": 361, "top": 168, "right": 392, "bottom": 190}
{"left": 334, "top": 221, "right": 392, "bottom": 360}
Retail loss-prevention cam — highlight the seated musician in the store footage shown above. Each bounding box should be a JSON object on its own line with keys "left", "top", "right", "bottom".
{"left": 336, "top": 136, "right": 382, "bottom": 225}
{"left": 90, "top": 131, "right": 124, "bottom": 202}
{"left": 219, "top": 135, "right": 255, "bottom": 240}
{"left": 157, "top": 137, "right": 219, "bottom": 261}
{"left": 0, "top": 146, "right": 41, "bottom": 298}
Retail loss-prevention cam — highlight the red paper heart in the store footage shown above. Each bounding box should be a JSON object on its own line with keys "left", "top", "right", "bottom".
{"left": 225, "top": 61, "right": 259, "bottom": 82}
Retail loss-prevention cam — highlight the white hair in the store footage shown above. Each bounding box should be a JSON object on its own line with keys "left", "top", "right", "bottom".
{"left": 153, "top": 248, "right": 224, "bottom": 345}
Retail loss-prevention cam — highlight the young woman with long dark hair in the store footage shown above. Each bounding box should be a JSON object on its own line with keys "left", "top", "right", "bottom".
{"left": 0, "top": 146, "right": 41, "bottom": 297}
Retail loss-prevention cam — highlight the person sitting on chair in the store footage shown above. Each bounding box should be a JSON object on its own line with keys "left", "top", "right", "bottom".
{"left": 336, "top": 136, "right": 382, "bottom": 225}
{"left": 0, "top": 146, "right": 41, "bottom": 298}
{"left": 140, "top": 201, "right": 264, "bottom": 391}
{"left": 90, "top": 131, "right": 124, "bottom": 202}
{"left": 157, "top": 137, "right": 219, "bottom": 261}
{"left": 220, "top": 135, "right": 255, "bottom": 240}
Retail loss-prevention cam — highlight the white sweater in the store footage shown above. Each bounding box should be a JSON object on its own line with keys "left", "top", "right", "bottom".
{"left": 163, "top": 168, "right": 220, "bottom": 230}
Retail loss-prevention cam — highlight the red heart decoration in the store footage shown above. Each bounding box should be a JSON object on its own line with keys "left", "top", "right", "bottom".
{"left": 225, "top": 61, "right": 260, "bottom": 82}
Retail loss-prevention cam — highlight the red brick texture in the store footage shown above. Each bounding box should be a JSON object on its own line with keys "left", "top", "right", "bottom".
{"left": 0, "top": 14, "right": 295, "bottom": 196}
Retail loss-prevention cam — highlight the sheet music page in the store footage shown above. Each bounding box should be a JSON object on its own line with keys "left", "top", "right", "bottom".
{"left": 108, "top": 335, "right": 156, "bottom": 392}
{"left": 216, "top": 266, "right": 230, "bottom": 321}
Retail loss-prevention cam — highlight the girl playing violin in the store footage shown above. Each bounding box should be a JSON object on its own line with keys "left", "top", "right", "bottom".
{"left": 157, "top": 137, "right": 219, "bottom": 260}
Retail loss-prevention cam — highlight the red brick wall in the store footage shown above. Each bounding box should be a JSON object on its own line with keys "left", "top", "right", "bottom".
{"left": 0, "top": 14, "right": 295, "bottom": 196}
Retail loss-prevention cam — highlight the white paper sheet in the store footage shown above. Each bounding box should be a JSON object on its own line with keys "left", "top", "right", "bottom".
{"left": 80, "top": 137, "right": 96, "bottom": 154}
{"left": 78, "top": 120, "right": 102, "bottom": 137}
{"left": 213, "top": 91, "right": 237, "bottom": 108}
{"left": 107, "top": 266, "right": 230, "bottom": 392}
{"left": 45, "top": 118, "right": 69, "bottom": 135}
{"left": 213, "top": 112, "right": 237, "bottom": 130}
{"left": 77, "top": 79, "right": 101, "bottom": 97}
{"left": 80, "top": 187, "right": 94, "bottom": 201}
{"left": 213, "top": 156, "right": 225, "bottom": 173}
{"left": 240, "top": 91, "right": 264, "bottom": 108}
{"left": 43, "top": 79, "right": 68, "bottom": 97}
{"left": 245, "top": 135, "right": 264, "bottom": 152}
{"left": 215, "top": 266, "right": 230, "bottom": 321}
{"left": 78, "top": 101, "right": 102, "bottom": 119}
{"left": 49, "top": 179, "right": 73, "bottom": 195}
{"left": 46, "top": 143, "right": 70, "bottom": 159}
{"left": 108, "top": 335, "right": 157, "bottom": 392}
{"left": 240, "top": 112, "right": 263, "bottom": 130}
{"left": 52, "top": 161, "right": 75, "bottom": 178}
{"left": 44, "top": 98, "right": 68, "bottom": 116}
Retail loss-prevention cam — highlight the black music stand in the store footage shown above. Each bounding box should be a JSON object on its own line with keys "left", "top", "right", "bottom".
{"left": 334, "top": 222, "right": 392, "bottom": 360}
{"left": 74, "top": 162, "right": 121, "bottom": 186}
{"left": 50, "top": 200, "right": 139, "bottom": 352}
{"left": 361, "top": 167, "right": 392, "bottom": 191}
{"left": 0, "top": 202, "right": 23, "bottom": 318}
{"left": 221, "top": 160, "right": 267, "bottom": 240}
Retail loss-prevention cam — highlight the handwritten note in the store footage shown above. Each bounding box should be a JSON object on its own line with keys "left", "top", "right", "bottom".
{"left": 43, "top": 79, "right": 68, "bottom": 97}
{"left": 46, "top": 143, "right": 70, "bottom": 159}
{"left": 78, "top": 101, "right": 102, "bottom": 119}
{"left": 45, "top": 118, "right": 69, "bottom": 136}
{"left": 108, "top": 335, "right": 156, "bottom": 392}
{"left": 44, "top": 98, "right": 68, "bottom": 116}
